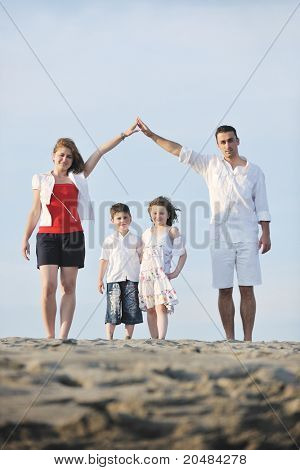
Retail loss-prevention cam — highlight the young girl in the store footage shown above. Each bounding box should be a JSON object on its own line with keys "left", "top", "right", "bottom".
{"left": 138, "top": 196, "right": 187, "bottom": 339}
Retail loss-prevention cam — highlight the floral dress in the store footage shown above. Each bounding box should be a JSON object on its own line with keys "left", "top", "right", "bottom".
{"left": 138, "top": 227, "right": 185, "bottom": 314}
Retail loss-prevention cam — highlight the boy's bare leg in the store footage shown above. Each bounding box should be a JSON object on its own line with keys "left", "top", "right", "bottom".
{"left": 147, "top": 307, "right": 158, "bottom": 339}
{"left": 124, "top": 324, "right": 134, "bottom": 339}
{"left": 155, "top": 304, "right": 168, "bottom": 339}
{"left": 106, "top": 323, "right": 116, "bottom": 340}
{"left": 218, "top": 287, "right": 235, "bottom": 340}
{"left": 239, "top": 286, "right": 256, "bottom": 342}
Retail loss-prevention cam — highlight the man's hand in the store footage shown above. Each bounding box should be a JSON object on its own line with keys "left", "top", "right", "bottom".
{"left": 123, "top": 119, "right": 140, "bottom": 137}
{"left": 98, "top": 280, "right": 105, "bottom": 294}
{"left": 137, "top": 117, "right": 153, "bottom": 137}
{"left": 259, "top": 233, "right": 271, "bottom": 254}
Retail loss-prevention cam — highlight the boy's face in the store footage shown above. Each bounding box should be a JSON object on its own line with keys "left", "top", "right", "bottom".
{"left": 111, "top": 211, "right": 131, "bottom": 233}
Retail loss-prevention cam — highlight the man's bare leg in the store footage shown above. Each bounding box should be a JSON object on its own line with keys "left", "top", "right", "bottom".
{"left": 218, "top": 287, "right": 235, "bottom": 340}
{"left": 239, "top": 286, "right": 256, "bottom": 341}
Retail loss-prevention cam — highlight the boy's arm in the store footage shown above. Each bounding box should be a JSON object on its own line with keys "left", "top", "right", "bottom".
{"left": 98, "top": 259, "right": 109, "bottom": 294}
{"left": 136, "top": 238, "right": 144, "bottom": 263}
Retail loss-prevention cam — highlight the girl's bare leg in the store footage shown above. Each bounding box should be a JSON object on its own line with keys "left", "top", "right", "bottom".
{"left": 59, "top": 267, "right": 78, "bottom": 339}
{"left": 106, "top": 323, "right": 116, "bottom": 340}
{"left": 155, "top": 304, "right": 168, "bottom": 339}
{"left": 124, "top": 324, "right": 134, "bottom": 339}
{"left": 147, "top": 307, "right": 158, "bottom": 339}
{"left": 39, "top": 265, "right": 59, "bottom": 338}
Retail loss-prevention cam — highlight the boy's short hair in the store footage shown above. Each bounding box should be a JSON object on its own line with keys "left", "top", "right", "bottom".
{"left": 215, "top": 125, "right": 238, "bottom": 141}
{"left": 110, "top": 203, "right": 131, "bottom": 219}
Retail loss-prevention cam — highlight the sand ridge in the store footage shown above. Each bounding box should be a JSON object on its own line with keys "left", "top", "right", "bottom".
{"left": 0, "top": 338, "right": 299, "bottom": 450}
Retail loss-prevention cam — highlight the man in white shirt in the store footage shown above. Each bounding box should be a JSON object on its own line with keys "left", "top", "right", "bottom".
{"left": 137, "top": 118, "right": 271, "bottom": 342}
{"left": 98, "top": 203, "right": 143, "bottom": 340}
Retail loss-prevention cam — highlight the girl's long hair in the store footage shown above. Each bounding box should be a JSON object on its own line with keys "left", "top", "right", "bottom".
{"left": 148, "top": 196, "right": 180, "bottom": 226}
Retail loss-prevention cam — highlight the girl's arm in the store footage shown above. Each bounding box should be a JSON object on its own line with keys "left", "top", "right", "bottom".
{"left": 168, "top": 252, "right": 187, "bottom": 280}
{"left": 167, "top": 226, "right": 187, "bottom": 279}
{"left": 98, "top": 259, "right": 109, "bottom": 294}
{"left": 22, "top": 190, "right": 42, "bottom": 260}
{"left": 84, "top": 120, "right": 139, "bottom": 178}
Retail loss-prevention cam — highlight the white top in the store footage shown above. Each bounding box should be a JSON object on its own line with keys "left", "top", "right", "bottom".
{"left": 32, "top": 171, "right": 94, "bottom": 226}
{"left": 100, "top": 231, "right": 142, "bottom": 283}
{"left": 141, "top": 228, "right": 186, "bottom": 274}
{"left": 179, "top": 147, "right": 271, "bottom": 243}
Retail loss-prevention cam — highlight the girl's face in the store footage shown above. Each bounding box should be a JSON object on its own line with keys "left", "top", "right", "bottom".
{"left": 53, "top": 146, "right": 73, "bottom": 171}
{"left": 150, "top": 205, "right": 169, "bottom": 226}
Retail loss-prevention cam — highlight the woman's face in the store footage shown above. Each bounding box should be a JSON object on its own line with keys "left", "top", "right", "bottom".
{"left": 52, "top": 146, "right": 73, "bottom": 171}
{"left": 150, "top": 205, "right": 169, "bottom": 226}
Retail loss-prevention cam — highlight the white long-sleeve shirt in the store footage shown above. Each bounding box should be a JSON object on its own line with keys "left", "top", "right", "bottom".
{"left": 179, "top": 147, "right": 271, "bottom": 243}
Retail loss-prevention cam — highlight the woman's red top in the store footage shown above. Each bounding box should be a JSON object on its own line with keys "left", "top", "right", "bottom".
{"left": 38, "top": 184, "right": 83, "bottom": 234}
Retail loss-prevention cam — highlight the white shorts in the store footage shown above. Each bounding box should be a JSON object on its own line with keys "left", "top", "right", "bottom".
{"left": 210, "top": 240, "right": 262, "bottom": 289}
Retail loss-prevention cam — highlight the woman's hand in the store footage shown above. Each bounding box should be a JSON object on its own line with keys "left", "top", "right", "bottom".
{"left": 123, "top": 119, "right": 140, "bottom": 138}
{"left": 22, "top": 240, "right": 30, "bottom": 260}
{"left": 137, "top": 117, "right": 153, "bottom": 137}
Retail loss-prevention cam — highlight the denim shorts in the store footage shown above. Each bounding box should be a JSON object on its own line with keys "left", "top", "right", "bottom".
{"left": 106, "top": 281, "right": 143, "bottom": 325}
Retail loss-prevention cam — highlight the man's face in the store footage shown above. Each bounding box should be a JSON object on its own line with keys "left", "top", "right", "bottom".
{"left": 216, "top": 131, "right": 239, "bottom": 159}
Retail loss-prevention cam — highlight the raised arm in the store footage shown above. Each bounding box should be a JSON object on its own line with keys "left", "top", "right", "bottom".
{"left": 22, "top": 190, "right": 42, "bottom": 260}
{"left": 137, "top": 117, "right": 182, "bottom": 157}
{"left": 84, "top": 120, "right": 139, "bottom": 178}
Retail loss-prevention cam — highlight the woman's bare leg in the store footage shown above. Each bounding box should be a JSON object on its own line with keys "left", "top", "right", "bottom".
{"left": 147, "top": 307, "right": 158, "bottom": 339}
{"left": 39, "top": 265, "right": 58, "bottom": 338}
{"left": 59, "top": 267, "right": 78, "bottom": 339}
{"left": 155, "top": 304, "right": 168, "bottom": 339}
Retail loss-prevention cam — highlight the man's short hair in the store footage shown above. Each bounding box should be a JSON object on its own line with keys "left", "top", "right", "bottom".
{"left": 110, "top": 203, "right": 131, "bottom": 219}
{"left": 215, "top": 125, "right": 238, "bottom": 141}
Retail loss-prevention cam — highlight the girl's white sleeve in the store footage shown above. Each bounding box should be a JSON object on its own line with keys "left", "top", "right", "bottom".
{"left": 172, "top": 234, "right": 186, "bottom": 257}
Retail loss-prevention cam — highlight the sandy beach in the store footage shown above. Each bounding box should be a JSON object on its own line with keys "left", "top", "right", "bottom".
{"left": 0, "top": 338, "right": 299, "bottom": 450}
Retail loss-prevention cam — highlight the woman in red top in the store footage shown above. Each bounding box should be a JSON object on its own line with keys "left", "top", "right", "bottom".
{"left": 22, "top": 122, "right": 139, "bottom": 339}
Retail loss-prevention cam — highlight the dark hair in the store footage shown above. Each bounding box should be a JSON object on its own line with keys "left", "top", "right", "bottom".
{"left": 148, "top": 196, "right": 180, "bottom": 226}
{"left": 53, "top": 138, "right": 85, "bottom": 174}
{"left": 110, "top": 203, "right": 131, "bottom": 219}
{"left": 215, "top": 125, "right": 238, "bottom": 141}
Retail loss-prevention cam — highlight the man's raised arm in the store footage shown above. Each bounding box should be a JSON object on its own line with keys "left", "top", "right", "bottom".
{"left": 137, "top": 117, "right": 182, "bottom": 157}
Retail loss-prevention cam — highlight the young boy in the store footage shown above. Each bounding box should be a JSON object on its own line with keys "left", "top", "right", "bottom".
{"left": 98, "top": 203, "right": 143, "bottom": 340}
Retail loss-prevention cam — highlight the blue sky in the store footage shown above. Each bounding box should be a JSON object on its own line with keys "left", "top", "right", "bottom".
{"left": 1, "top": 0, "right": 299, "bottom": 340}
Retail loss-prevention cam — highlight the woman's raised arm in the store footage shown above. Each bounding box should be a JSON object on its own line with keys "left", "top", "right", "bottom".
{"left": 83, "top": 120, "right": 139, "bottom": 178}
